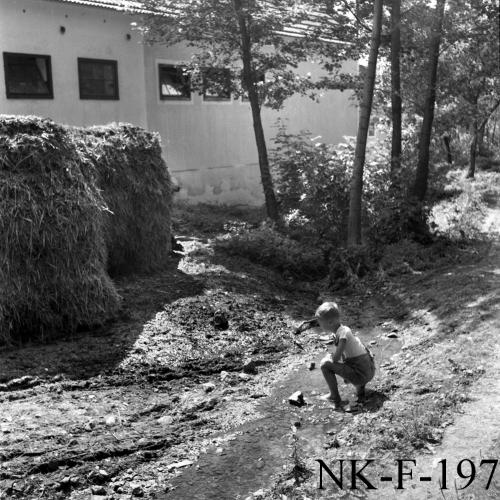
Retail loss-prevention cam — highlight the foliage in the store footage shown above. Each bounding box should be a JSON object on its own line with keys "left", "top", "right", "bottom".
{"left": 215, "top": 223, "right": 327, "bottom": 280}
{"left": 375, "top": 0, "right": 500, "bottom": 171}
{"left": 0, "top": 116, "right": 120, "bottom": 343}
{"left": 272, "top": 127, "right": 393, "bottom": 245}
{"left": 137, "top": 0, "right": 360, "bottom": 109}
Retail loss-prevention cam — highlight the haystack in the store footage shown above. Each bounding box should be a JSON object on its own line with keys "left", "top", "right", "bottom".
{"left": 0, "top": 116, "right": 120, "bottom": 342}
{"left": 74, "top": 124, "right": 172, "bottom": 276}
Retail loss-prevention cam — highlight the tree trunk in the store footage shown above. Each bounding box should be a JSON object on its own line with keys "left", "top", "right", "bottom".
{"left": 390, "top": 0, "right": 402, "bottom": 176}
{"left": 233, "top": 0, "right": 280, "bottom": 223}
{"left": 442, "top": 133, "right": 452, "bottom": 164}
{"left": 347, "top": 0, "right": 383, "bottom": 246}
{"left": 467, "top": 120, "right": 478, "bottom": 178}
{"left": 411, "top": 0, "right": 446, "bottom": 201}
{"left": 476, "top": 122, "right": 485, "bottom": 155}
{"left": 466, "top": 100, "right": 500, "bottom": 179}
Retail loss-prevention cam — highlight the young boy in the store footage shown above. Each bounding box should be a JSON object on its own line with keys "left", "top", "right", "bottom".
{"left": 316, "top": 302, "right": 375, "bottom": 410}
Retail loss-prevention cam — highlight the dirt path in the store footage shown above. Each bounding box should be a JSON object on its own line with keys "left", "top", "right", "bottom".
{"left": 0, "top": 199, "right": 498, "bottom": 500}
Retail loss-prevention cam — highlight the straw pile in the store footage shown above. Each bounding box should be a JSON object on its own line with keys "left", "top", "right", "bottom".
{"left": 0, "top": 116, "right": 120, "bottom": 342}
{"left": 74, "top": 124, "right": 172, "bottom": 276}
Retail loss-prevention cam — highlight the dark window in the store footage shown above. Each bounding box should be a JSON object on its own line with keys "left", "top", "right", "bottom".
{"left": 78, "top": 58, "right": 119, "bottom": 100}
{"left": 3, "top": 52, "right": 53, "bottom": 99}
{"left": 159, "top": 64, "right": 191, "bottom": 100}
{"left": 202, "top": 68, "right": 231, "bottom": 101}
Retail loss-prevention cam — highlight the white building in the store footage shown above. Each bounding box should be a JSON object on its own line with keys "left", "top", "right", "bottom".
{"left": 0, "top": 0, "right": 358, "bottom": 204}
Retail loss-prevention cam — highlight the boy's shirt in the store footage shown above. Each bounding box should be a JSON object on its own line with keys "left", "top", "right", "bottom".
{"left": 335, "top": 325, "right": 367, "bottom": 359}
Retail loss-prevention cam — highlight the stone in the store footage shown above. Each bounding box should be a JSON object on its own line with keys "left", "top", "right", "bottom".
{"left": 60, "top": 477, "right": 71, "bottom": 487}
{"left": 213, "top": 309, "right": 229, "bottom": 330}
{"left": 105, "top": 415, "right": 117, "bottom": 426}
{"left": 84, "top": 421, "right": 95, "bottom": 432}
{"left": 238, "top": 373, "right": 251, "bottom": 381}
{"left": 131, "top": 484, "right": 144, "bottom": 497}
{"left": 157, "top": 415, "right": 174, "bottom": 426}
{"left": 88, "top": 469, "right": 110, "bottom": 485}
{"left": 387, "top": 333, "right": 399, "bottom": 339}
{"left": 91, "top": 485, "right": 107, "bottom": 495}
{"left": 308, "top": 362, "right": 315, "bottom": 370}
{"left": 288, "top": 391, "right": 305, "bottom": 407}
{"left": 166, "top": 460, "right": 194, "bottom": 471}
{"left": 242, "top": 359, "right": 258, "bottom": 375}
{"left": 202, "top": 382, "right": 216, "bottom": 393}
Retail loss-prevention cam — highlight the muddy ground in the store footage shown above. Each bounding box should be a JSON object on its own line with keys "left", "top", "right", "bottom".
{"left": 0, "top": 176, "right": 499, "bottom": 500}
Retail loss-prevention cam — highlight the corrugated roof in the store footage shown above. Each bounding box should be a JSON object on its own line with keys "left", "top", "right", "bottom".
{"left": 41, "top": 0, "right": 347, "bottom": 42}
{"left": 42, "top": 0, "right": 149, "bottom": 13}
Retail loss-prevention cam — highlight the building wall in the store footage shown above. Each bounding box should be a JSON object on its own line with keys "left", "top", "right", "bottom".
{"left": 144, "top": 44, "right": 358, "bottom": 204}
{"left": 0, "top": 0, "right": 358, "bottom": 205}
{"left": 0, "top": 0, "right": 147, "bottom": 127}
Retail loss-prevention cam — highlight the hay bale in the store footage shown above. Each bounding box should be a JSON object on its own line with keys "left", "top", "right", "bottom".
{"left": 0, "top": 115, "right": 120, "bottom": 342}
{"left": 73, "top": 124, "right": 172, "bottom": 276}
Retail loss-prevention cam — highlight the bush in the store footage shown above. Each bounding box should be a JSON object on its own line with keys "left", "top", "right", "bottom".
{"left": 272, "top": 127, "right": 392, "bottom": 245}
{"left": 271, "top": 129, "right": 351, "bottom": 244}
{"left": 329, "top": 245, "right": 377, "bottom": 289}
{"left": 216, "top": 224, "right": 327, "bottom": 280}
{"left": 74, "top": 124, "right": 172, "bottom": 276}
{"left": 0, "top": 116, "right": 120, "bottom": 342}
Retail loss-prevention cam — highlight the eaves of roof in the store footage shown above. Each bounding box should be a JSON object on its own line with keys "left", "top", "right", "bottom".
{"left": 40, "top": 0, "right": 348, "bottom": 42}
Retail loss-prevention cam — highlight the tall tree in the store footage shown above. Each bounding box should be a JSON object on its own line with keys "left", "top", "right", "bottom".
{"left": 411, "top": 0, "right": 446, "bottom": 201}
{"left": 137, "top": 0, "right": 354, "bottom": 223}
{"left": 347, "top": 0, "right": 384, "bottom": 246}
{"left": 390, "top": 0, "right": 402, "bottom": 176}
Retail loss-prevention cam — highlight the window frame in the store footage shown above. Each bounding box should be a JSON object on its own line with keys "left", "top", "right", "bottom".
{"left": 3, "top": 52, "right": 54, "bottom": 99}
{"left": 77, "top": 57, "right": 119, "bottom": 100}
{"left": 158, "top": 63, "right": 192, "bottom": 102}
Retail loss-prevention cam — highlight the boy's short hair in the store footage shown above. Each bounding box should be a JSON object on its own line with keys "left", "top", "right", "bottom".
{"left": 315, "top": 302, "right": 340, "bottom": 321}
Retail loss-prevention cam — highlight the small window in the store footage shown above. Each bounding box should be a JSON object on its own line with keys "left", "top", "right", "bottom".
{"left": 3, "top": 52, "right": 53, "bottom": 99}
{"left": 78, "top": 58, "right": 119, "bottom": 100}
{"left": 159, "top": 64, "right": 191, "bottom": 101}
{"left": 202, "top": 68, "right": 231, "bottom": 101}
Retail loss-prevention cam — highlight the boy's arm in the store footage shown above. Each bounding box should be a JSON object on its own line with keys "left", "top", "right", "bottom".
{"left": 332, "top": 339, "right": 346, "bottom": 362}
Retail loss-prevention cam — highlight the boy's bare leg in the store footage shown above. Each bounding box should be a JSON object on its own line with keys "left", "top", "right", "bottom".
{"left": 320, "top": 357, "right": 348, "bottom": 407}
{"left": 355, "top": 384, "right": 366, "bottom": 403}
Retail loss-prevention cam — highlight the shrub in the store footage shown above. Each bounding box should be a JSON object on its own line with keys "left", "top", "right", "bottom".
{"left": 74, "top": 124, "right": 172, "bottom": 276}
{"left": 0, "top": 116, "right": 120, "bottom": 342}
{"left": 271, "top": 127, "right": 393, "bottom": 245}
{"left": 271, "top": 129, "right": 351, "bottom": 244}
{"left": 216, "top": 224, "right": 327, "bottom": 280}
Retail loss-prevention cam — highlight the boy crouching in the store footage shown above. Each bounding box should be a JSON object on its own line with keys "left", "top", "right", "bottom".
{"left": 316, "top": 302, "right": 375, "bottom": 410}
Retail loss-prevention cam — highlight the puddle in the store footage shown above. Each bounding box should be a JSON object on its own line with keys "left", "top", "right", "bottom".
{"left": 162, "top": 332, "right": 402, "bottom": 499}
